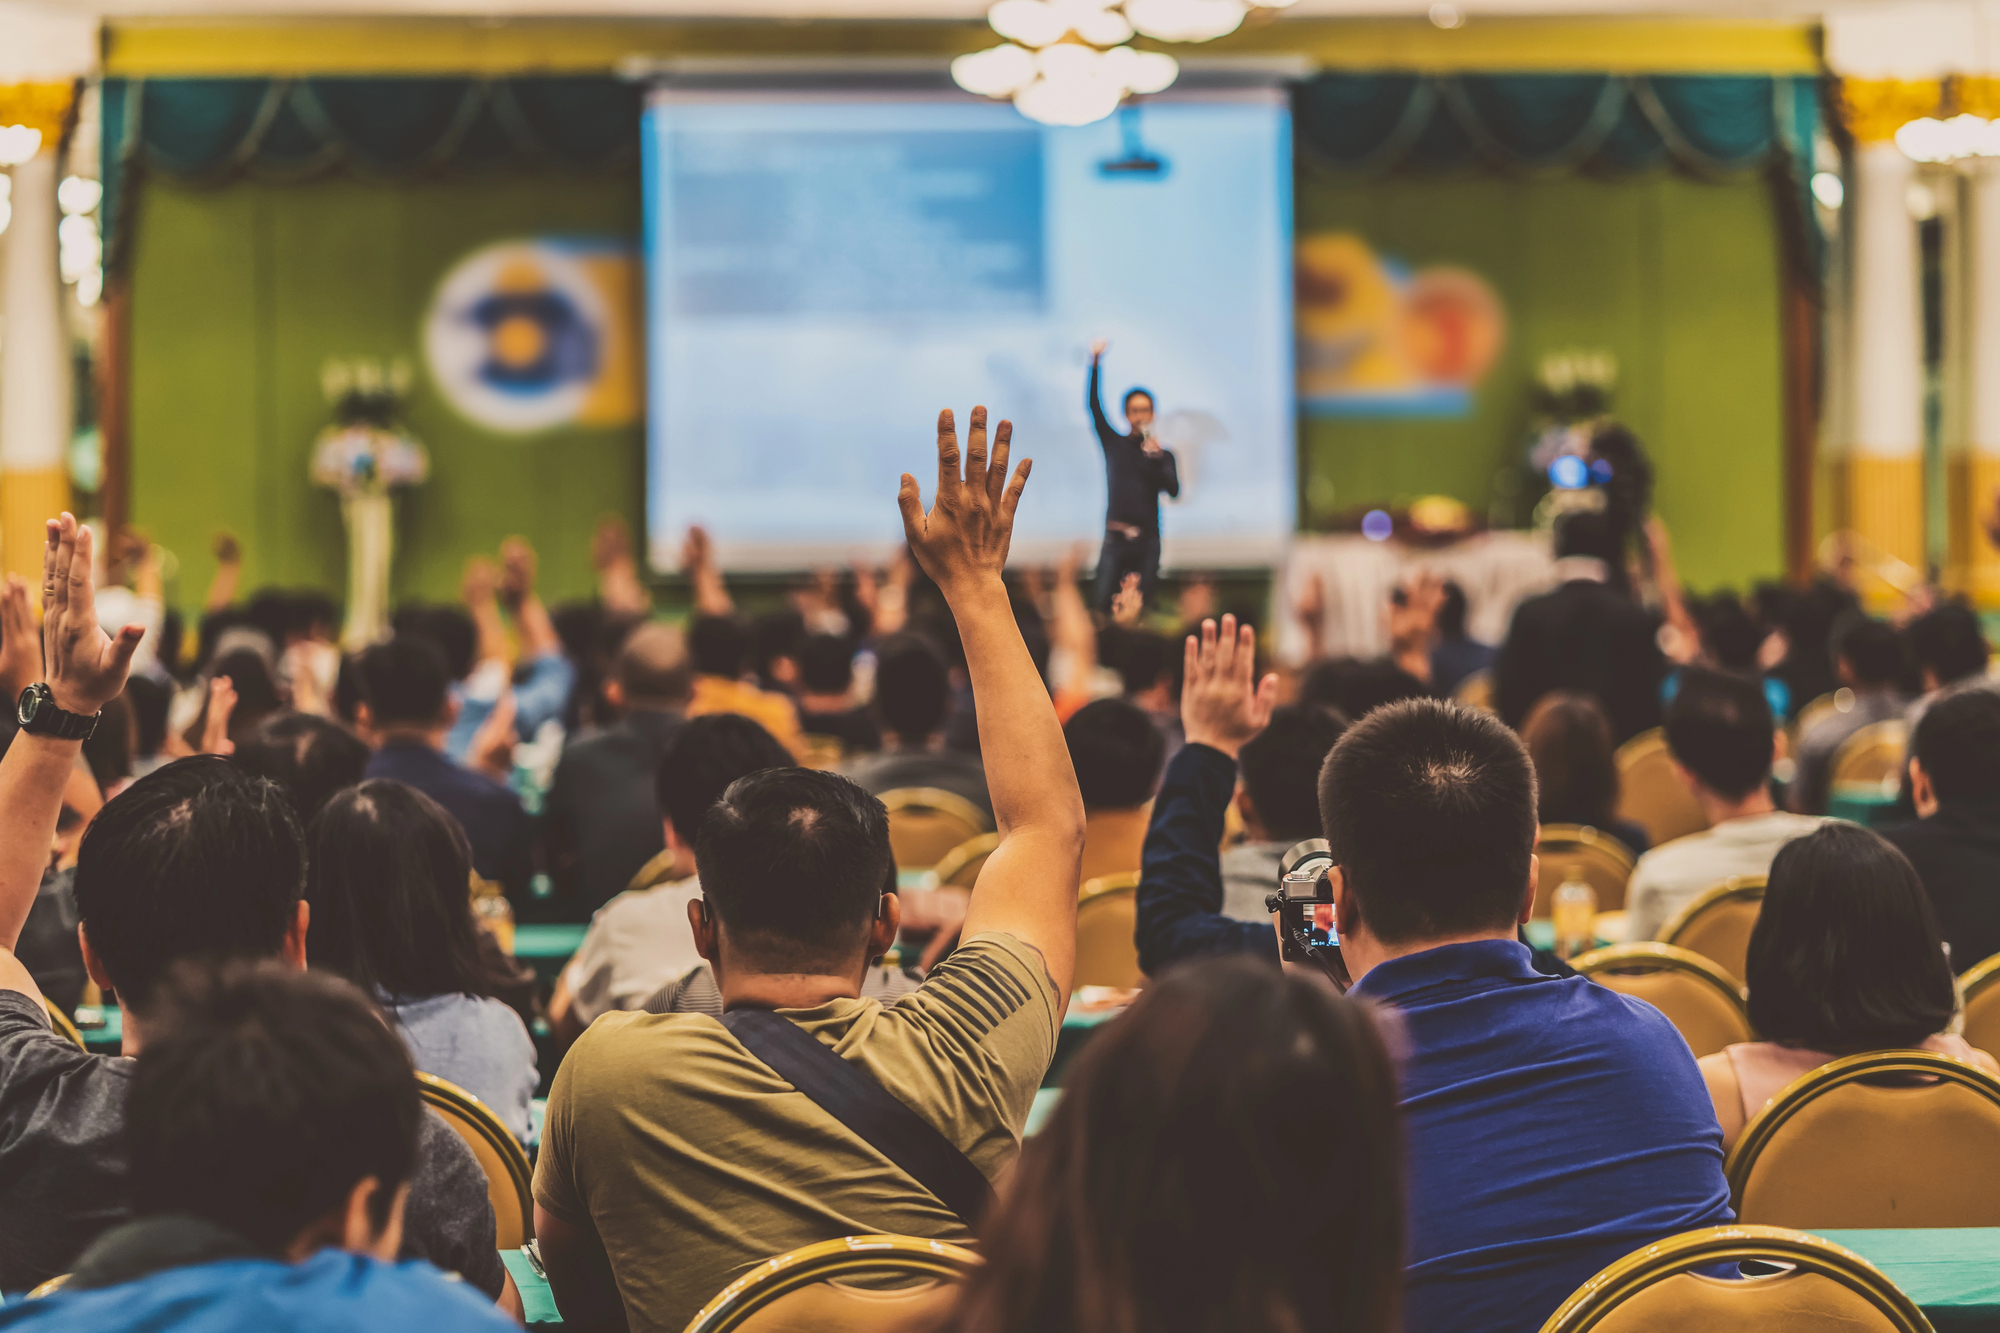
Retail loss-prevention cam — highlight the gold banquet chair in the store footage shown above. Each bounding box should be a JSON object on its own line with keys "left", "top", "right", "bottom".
{"left": 1076, "top": 872, "right": 1143, "bottom": 989}
{"left": 1571, "top": 944, "right": 1751, "bottom": 1059}
{"left": 1726, "top": 1050, "right": 2000, "bottom": 1229}
{"left": 1533, "top": 825, "right": 1639, "bottom": 916}
{"left": 1959, "top": 951, "right": 2000, "bottom": 1059}
{"left": 1537, "top": 1225, "right": 1929, "bottom": 1333}
{"left": 881, "top": 789, "right": 992, "bottom": 872}
{"left": 42, "top": 997, "right": 87, "bottom": 1052}
{"left": 416, "top": 1072, "right": 534, "bottom": 1250}
{"left": 1659, "top": 876, "right": 1765, "bottom": 987}
{"left": 930, "top": 833, "right": 999, "bottom": 891}
{"left": 1830, "top": 719, "right": 1910, "bottom": 790}
{"left": 682, "top": 1235, "right": 980, "bottom": 1333}
{"left": 1612, "top": 728, "right": 1710, "bottom": 849}
{"left": 1453, "top": 669, "right": 1496, "bottom": 715}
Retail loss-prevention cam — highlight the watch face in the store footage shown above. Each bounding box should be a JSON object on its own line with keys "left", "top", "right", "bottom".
{"left": 16, "top": 688, "right": 38, "bottom": 728}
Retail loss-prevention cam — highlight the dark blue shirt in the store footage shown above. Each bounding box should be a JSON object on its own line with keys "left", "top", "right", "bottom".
{"left": 0, "top": 1251, "right": 517, "bottom": 1332}
{"left": 1133, "top": 743, "right": 1274, "bottom": 975}
{"left": 366, "top": 740, "right": 532, "bottom": 899}
{"left": 1350, "top": 939, "right": 1733, "bottom": 1333}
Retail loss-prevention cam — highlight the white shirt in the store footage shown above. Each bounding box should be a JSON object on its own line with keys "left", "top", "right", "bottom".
{"left": 562, "top": 875, "right": 706, "bottom": 1028}
{"left": 1626, "top": 811, "right": 1827, "bottom": 942}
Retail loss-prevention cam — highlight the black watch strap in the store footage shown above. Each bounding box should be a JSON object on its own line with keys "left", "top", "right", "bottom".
{"left": 17, "top": 685, "right": 99, "bottom": 741}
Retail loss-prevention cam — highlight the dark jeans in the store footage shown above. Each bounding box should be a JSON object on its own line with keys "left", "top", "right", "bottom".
{"left": 1094, "top": 528, "right": 1161, "bottom": 613}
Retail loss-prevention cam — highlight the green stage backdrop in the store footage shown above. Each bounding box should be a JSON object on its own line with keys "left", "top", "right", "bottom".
{"left": 130, "top": 171, "right": 644, "bottom": 613}
{"left": 1296, "top": 168, "right": 1784, "bottom": 594}
{"left": 129, "top": 164, "right": 1782, "bottom": 611}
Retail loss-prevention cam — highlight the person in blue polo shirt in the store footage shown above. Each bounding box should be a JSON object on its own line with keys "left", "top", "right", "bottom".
{"left": 1144, "top": 618, "right": 1731, "bottom": 1333}
{"left": 0, "top": 960, "right": 515, "bottom": 1333}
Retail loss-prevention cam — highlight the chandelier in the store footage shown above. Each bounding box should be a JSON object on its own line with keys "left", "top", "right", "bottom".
{"left": 951, "top": 0, "right": 1294, "bottom": 126}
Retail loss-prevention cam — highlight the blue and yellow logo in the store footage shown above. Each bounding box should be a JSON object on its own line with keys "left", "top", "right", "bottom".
{"left": 425, "top": 239, "right": 641, "bottom": 434}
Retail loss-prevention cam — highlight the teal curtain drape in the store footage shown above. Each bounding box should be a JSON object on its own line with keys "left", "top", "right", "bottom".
{"left": 100, "top": 73, "right": 1822, "bottom": 273}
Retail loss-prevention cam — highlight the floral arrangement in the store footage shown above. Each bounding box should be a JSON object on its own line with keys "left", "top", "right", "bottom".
{"left": 310, "top": 357, "right": 429, "bottom": 496}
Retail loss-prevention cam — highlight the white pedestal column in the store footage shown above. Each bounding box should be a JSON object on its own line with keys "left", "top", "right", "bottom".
{"left": 1957, "top": 160, "right": 2000, "bottom": 601}
{"left": 1845, "top": 141, "right": 1927, "bottom": 586}
{"left": 0, "top": 148, "right": 69, "bottom": 581}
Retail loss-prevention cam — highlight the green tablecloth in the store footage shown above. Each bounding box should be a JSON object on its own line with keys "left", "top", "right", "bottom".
{"left": 75, "top": 1005, "right": 120, "bottom": 1054}
{"left": 1827, "top": 787, "right": 1901, "bottom": 829}
{"left": 1821, "top": 1229, "right": 2000, "bottom": 1331}
{"left": 501, "top": 1250, "right": 563, "bottom": 1329}
{"left": 512, "top": 924, "right": 589, "bottom": 983}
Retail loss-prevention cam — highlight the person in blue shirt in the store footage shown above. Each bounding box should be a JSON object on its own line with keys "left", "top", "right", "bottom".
{"left": 357, "top": 635, "right": 534, "bottom": 905}
{"left": 1150, "top": 619, "right": 1732, "bottom": 1333}
{"left": 0, "top": 960, "right": 515, "bottom": 1333}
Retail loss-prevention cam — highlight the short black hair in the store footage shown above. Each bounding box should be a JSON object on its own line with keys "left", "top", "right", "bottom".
{"left": 306, "top": 781, "right": 493, "bottom": 1002}
{"left": 1912, "top": 687, "right": 2000, "bottom": 804}
{"left": 1691, "top": 592, "right": 1760, "bottom": 673}
{"left": 1833, "top": 616, "right": 1906, "bottom": 688}
{"left": 355, "top": 635, "right": 450, "bottom": 727}
{"left": 1663, "top": 666, "right": 1773, "bottom": 800}
{"left": 1123, "top": 387, "right": 1153, "bottom": 415}
{"left": 657, "top": 714, "right": 796, "bottom": 843}
{"left": 1905, "top": 602, "right": 1990, "bottom": 687}
{"left": 391, "top": 605, "right": 477, "bottom": 681}
{"left": 874, "top": 634, "right": 951, "bottom": 741}
{"left": 696, "top": 767, "right": 891, "bottom": 971}
{"left": 230, "top": 711, "right": 371, "bottom": 824}
{"left": 1064, "top": 699, "right": 1166, "bottom": 810}
{"left": 1103, "top": 629, "right": 1174, "bottom": 699}
{"left": 124, "top": 675, "right": 172, "bottom": 757}
{"left": 1318, "top": 699, "right": 1536, "bottom": 945}
{"left": 1238, "top": 704, "right": 1348, "bottom": 843}
{"left": 73, "top": 757, "right": 305, "bottom": 1013}
{"left": 126, "top": 961, "right": 418, "bottom": 1252}
{"left": 1747, "top": 823, "right": 1955, "bottom": 1053}
{"left": 689, "top": 614, "right": 752, "bottom": 678}
{"left": 1436, "top": 581, "right": 1469, "bottom": 641}
{"left": 797, "top": 634, "right": 856, "bottom": 696}
{"left": 1552, "top": 507, "right": 1623, "bottom": 564}
{"left": 1298, "top": 657, "right": 1428, "bottom": 723}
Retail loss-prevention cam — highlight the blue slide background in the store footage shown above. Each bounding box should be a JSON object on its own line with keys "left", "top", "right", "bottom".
{"left": 642, "top": 93, "right": 1294, "bottom": 571}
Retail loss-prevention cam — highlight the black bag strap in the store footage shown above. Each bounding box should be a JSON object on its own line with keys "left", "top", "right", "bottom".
{"left": 720, "top": 1008, "right": 994, "bottom": 1228}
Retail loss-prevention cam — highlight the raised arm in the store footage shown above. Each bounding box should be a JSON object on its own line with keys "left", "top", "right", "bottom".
{"left": 899, "top": 407, "right": 1086, "bottom": 1005}
{"left": 0, "top": 516, "right": 144, "bottom": 1001}
{"left": 1086, "top": 340, "right": 1115, "bottom": 446}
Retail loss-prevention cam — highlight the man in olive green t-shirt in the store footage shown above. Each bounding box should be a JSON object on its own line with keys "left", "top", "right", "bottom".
{"left": 534, "top": 407, "right": 1087, "bottom": 1333}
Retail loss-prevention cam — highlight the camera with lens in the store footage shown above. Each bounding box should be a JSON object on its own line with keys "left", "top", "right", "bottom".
{"left": 1266, "top": 838, "right": 1349, "bottom": 989}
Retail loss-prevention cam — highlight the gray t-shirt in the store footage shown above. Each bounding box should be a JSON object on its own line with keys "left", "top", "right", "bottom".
{"left": 0, "top": 990, "right": 506, "bottom": 1298}
{"left": 386, "top": 992, "right": 539, "bottom": 1144}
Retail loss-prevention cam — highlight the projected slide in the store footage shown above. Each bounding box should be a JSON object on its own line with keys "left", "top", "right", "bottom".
{"left": 643, "top": 94, "right": 1293, "bottom": 570}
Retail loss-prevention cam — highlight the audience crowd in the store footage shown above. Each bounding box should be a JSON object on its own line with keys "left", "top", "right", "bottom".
{"left": 0, "top": 409, "right": 1997, "bottom": 1333}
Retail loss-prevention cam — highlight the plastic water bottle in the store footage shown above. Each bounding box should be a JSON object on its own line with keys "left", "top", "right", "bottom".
{"left": 1552, "top": 876, "right": 1597, "bottom": 960}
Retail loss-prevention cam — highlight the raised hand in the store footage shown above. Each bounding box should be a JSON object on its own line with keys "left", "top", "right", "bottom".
{"left": 1090, "top": 338, "right": 1108, "bottom": 359}
{"left": 0, "top": 577, "right": 38, "bottom": 705}
{"left": 462, "top": 555, "right": 499, "bottom": 608}
{"left": 201, "top": 675, "right": 238, "bottom": 756}
{"left": 499, "top": 536, "right": 538, "bottom": 607}
{"left": 1112, "top": 572, "right": 1144, "bottom": 626}
{"left": 41, "top": 514, "right": 144, "bottom": 718}
{"left": 897, "top": 406, "right": 1030, "bottom": 598}
{"left": 1181, "top": 613, "right": 1277, "bottom": 761}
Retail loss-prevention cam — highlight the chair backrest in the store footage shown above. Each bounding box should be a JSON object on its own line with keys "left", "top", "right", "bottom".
{"left": 684, "top": 1235, "right": 981, "bottom": 1333}
{"left": 416, "top": 1072, "right": 533, "bottom": 1249}
{"left": 1079, "top": 803, "right": 1150, "bottom": 884}
{"left": 1960, "top": 950, "right": 2000, "bottom": 1059}
{"left": 42, "top": 997, "right": 86, "bottom": 1053}
{"left": 1726, "top": 1049, "right": 2000, "bottom": 1228}
{"left": 1570, "top": 944, "right": 1751, "bottom": 1059}
{"left": 930, "top": 833, "right": 1000, "bottom": 890}
{"left": 1792, "top": 690, "right": 1844, "bottom": 740}
{"left": 1453, "top": 669, "right": 1496, "bottom": 714}
{"left": 1533, "top": 825, "right": 1639, "bottom": 916}
{"left": 1076, "top": 873, "right": 1143, "bottom": 989}
{"left": 24, "top": 1274, "right": 69, "bottom": 1300}
{"left": 1613, "top": 728, "right": 1710, "bottom": 848}
{"left": 1658, "top": 876, "right": 1765, "bottom": 985}
{"left": 1830, "top": 719, "right": 1909, "bottom": 789}
{"left": 881, "top": 789, "right": 992, "bottom": 871}
{"left": 1538, "top": 1224, "right": 1929, "bottom": 1333}
{"left": 798, "top": 735, "right": 846, "bottom": 772}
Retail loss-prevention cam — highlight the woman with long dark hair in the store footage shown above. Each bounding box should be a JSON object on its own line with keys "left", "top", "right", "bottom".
{"left": 1519, "top": 691, "right": 1649, "bottom": 854}
{"left": 932, "top": 957, "right": 1404, "bottom": 1333}
{"left": 307, "top": 780, "right": 538, "bottom": 1142}
{"left": 1699, "top": 822, "right": 1997, "bottom": 1149}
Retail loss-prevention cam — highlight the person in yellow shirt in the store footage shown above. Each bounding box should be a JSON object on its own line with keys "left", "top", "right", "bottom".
{"left": 534, "top": 407, "right": 1085, "bottom": 1333}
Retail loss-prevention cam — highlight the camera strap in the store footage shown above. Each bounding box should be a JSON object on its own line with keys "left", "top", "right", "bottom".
{"left": 720, "top": 1008, "right": 995, "bottom": 1228}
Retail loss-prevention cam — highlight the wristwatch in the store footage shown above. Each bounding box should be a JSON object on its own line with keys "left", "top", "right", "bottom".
{"left": 16, "top": 684, "right": 99, "bottom": 741}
